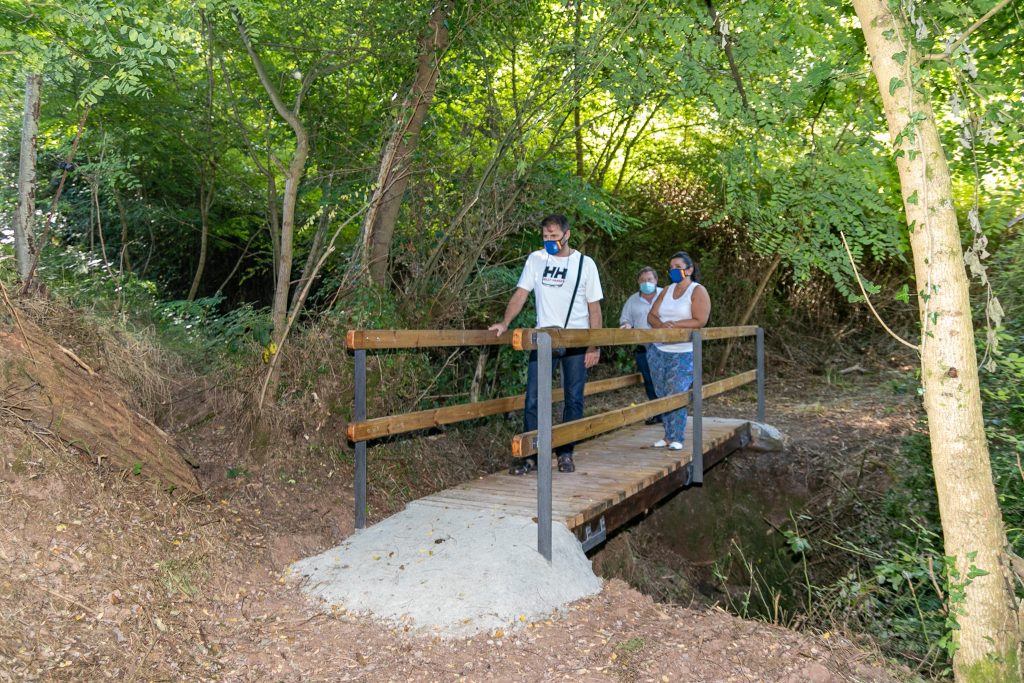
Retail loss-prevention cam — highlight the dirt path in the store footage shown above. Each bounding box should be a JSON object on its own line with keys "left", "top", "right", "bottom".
{"left": 0, "top": 364, "right": 917, "bottom": 682}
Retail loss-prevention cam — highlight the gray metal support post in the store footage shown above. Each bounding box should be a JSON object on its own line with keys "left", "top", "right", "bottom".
{"left": 536, "top": 332, "right": 553, "bottom": 562}
{"left": 690, "top": 331, "right": 703, "bottom": 485}
{"left": 756, "top": 327, "right": 765, "bottom": 423}
{"left": 354, "top": 349, "right": 368, "bottom": 529}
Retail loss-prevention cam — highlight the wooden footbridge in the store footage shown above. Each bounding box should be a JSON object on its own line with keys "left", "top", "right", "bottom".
{"left": 346, "top": 326, "right": 765, "bottom": 559}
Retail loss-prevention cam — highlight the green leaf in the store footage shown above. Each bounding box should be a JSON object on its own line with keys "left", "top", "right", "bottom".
{"left": 889, "top": 77, "right": 905, "bottom": 95}
{"left": 907, "top": 190, "right": 918, "bottom": 205}
{"left": 892, "top": 51, "right": 907, "bottom": 65}
{"left": 883, "top": 28, "right": 896, "bottom": 40}
{"left": 895, "top": 284, "right": 910, "bottom": 303}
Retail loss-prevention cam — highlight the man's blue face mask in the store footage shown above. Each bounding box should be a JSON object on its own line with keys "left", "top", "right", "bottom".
{"left": 639, "top": 281, "right": 656, "bottom": 295}
{"left": 668, "top": 268, "right": 684, "bottom": 283}
{"left": 543, "top": 239, "right": 562, "bottom": 255}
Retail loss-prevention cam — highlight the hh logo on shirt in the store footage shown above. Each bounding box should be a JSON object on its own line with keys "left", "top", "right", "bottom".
{"left": 542, "top": 265, "right": 568, "bottom": 287}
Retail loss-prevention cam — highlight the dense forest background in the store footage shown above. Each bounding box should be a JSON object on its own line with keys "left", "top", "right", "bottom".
{"left": 2, "top": 0, "right": 1023, "bottom": 679}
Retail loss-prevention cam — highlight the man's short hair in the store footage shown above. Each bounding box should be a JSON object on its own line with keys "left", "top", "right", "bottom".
{"left": 638, "top": 266, "right": 657, "bottom": 280}
{"left": 540, "top": 214, "right": 570, "bottom": 234}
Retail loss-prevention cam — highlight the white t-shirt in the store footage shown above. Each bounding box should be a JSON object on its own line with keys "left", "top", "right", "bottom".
{"left": 654, "top": 281, "right": 701, "bottom": 353}
{"left": 516, "top": 249, "right": 603, "bottom": 329}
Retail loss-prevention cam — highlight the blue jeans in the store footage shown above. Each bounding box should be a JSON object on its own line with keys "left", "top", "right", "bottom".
{"left": 524, "top": 347, "right": 587, "bottom": 457}
{"left": 647, "top": 345, "right": 694, "bottom": 444}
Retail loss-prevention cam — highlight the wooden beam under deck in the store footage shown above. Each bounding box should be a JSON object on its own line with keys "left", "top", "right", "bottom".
{"left": 414, "top": 418, "right": 752, "bottom": 547}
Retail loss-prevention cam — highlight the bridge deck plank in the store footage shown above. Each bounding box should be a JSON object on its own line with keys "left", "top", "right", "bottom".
{"left": 416, "top": 418, "right": 749, "bottom": 535}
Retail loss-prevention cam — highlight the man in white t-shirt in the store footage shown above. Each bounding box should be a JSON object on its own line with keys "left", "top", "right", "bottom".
{"left": 489, "top": 214, "right": 604, "bottom": 475}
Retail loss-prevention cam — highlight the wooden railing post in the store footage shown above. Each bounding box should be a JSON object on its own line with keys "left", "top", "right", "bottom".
{"left": 690, "top": 331, "right": 703, "bottom": 486}
{"left": 354, "top": 349, "right": 368, "bottom": 529}
{"left": 756, "top": 327, "right": 765, "bottom": 423}
{"left": 536, "top": 331, "right": 553, "bottom": 562}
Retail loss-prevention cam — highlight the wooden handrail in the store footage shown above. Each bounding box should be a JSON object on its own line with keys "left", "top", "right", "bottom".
{"left": 346, "top": 373, "right": 643, "bottom": 441}
{"left": 700, "top": 326, "right": 759, "bottom": 341}
{"left": 511, "top": 325, "right": 758, "bottom": 351}
{"left": 346, "top": 329, "right": 513, "bottom": 350}
{"left": 344, "top": 325, "right": 758, "bottom": 351}
{"left": 511, "top": 369, "right": 757, "bottom": 457}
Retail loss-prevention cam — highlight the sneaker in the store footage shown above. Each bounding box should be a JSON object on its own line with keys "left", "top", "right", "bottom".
{"left": 668, "top": 441, "right": 684, "bottom": 450}
{"left": 509, "top": 457, "right": 538, "bottom": 476}
{"left": 557, "top": 454, "right": 575, "bottom": 473}
{"left": 653, "top": 439, "right": 668, "bottom": 448}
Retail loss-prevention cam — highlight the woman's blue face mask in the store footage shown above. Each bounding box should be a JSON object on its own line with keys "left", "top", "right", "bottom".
{"left": 543, "top": 238, "right": 563, "bottom": 255}
{"left": 639, "top": 281, "right": 656, "bottom": 295}
{"left": 668, "top": 268, "right": 684, "bottom": 283}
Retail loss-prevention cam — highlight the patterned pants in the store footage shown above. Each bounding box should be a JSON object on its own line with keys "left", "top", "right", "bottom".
{"left": 647, "top": 345, "right": 694, "bottom": 444}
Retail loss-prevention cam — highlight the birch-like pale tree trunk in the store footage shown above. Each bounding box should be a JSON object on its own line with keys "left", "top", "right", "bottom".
{"left": 852, "top": 1, "right": 1020, "bottom": 680}
{"left": 14, "top": 74, "right": 42, "bottom": 283}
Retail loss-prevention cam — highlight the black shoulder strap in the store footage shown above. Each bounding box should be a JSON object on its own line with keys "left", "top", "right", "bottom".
{"left": 563, "top": 252, "right": 586, "bottom": 329}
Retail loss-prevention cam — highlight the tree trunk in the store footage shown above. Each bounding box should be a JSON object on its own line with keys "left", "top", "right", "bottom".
{"left": 272, "top": 155, "right": 307, "bottom": 345}
{"left": 14, "top": 74, "right": 42, "bottom": 283}
{"left": 469, "top": 346, "right": 490, "bottom": 404}
{"left": 234, "top": 7, "right": 311, "bottom": 354}
{"left": 362, "top": 2, "right": 450, "bottom": 286}
{"left": 188, "top": 14, "right": 217, "bottom": 302}
{"left": 853, "top": 1, "right": 1020, "bottom": 679}
{"left": 187, "top": 176, "right": 213, "bottom": 301}
{"left": 290, "top": 201, "right": 331, "bottom": 314}
{"left": 114, "top": 189, "right": 132, "bottom": 275}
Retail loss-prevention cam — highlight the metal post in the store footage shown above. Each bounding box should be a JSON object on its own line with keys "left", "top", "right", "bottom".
{"left": 536, "top": 332, "right": 553, "bottom": 562}
{"left": 354, "top": 349, "right": 367, "bottom": 529}
{"left": 690, "top": 331, "right": 703, "bottom": 486}
{"left": 756, "top": 327, "right": 765, "bottom": 423}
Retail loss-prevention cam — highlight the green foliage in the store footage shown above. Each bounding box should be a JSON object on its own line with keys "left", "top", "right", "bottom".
{"left": 155, "top": 295, "right": 272, "bottom": 359}
{"left": 808, "top": 434, "right": 953, "bottom": 677}
{"left": 36, "top": 245, "right": 160, "bottom": 316}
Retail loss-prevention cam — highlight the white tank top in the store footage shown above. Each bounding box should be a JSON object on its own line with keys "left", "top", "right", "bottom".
{"left": 655, "top": 281, "right": 700, "bottom": 353}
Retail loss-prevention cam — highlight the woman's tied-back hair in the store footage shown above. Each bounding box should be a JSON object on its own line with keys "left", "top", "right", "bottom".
{"left": 671, "top": 251, "right": 699, "bottom": 283}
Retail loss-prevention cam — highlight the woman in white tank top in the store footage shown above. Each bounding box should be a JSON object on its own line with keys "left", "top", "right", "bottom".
{"left": 645, "top": 252, "right": 712, "bottom": 450}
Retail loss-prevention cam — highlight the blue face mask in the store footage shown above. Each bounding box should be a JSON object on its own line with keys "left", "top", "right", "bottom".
{"left": 668, "top": 268, "right": 684, "bottom": 283}
{"left": 543, "top": 239, "right": 562, "bottom": 255}
{"left": 639, "top": 282, "right": 656, "bottom": 295}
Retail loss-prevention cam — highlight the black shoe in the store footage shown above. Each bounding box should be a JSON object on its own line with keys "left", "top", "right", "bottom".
{"left": 509, "top": 457, "right": 538, "bottom": 476}
{"left": 557, "top": 454, "right": 575, "bottom": 473}
{"left": 644, "top": 416, "right": 663, "bottom": 425}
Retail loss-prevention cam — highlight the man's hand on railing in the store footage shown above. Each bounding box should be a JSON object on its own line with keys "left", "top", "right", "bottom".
{"left": 488, "top": 322, "right": 508, "bottom": 336}
{"left": 585, "top": 347, "right": 600, "bottom": 369}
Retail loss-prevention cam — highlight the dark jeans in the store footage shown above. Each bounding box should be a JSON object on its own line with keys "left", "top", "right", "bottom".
{"left": 634, "top": 346, "right": 658, "bottom": 401}
{"left": 524, "top": 346, "right": 587, "bottom": 457}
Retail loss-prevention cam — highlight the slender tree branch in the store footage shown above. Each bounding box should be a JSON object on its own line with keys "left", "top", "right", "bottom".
{"left": 705, "top": 0, "right": 750, "bottom": 110}
{"left": 922, "top": 0, "right": 1014, "bottom": 61}
{"left": 257, "top": 203, "right": 370, "bottom": 410}
{"left": 231, "top": 7, "right": 303, "bottom": 134}
{"left": 839, "top": 231, "right": 918, "bottom": 351}
{"left": 0, "top": 279, "right": 36, "bottom": 363}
